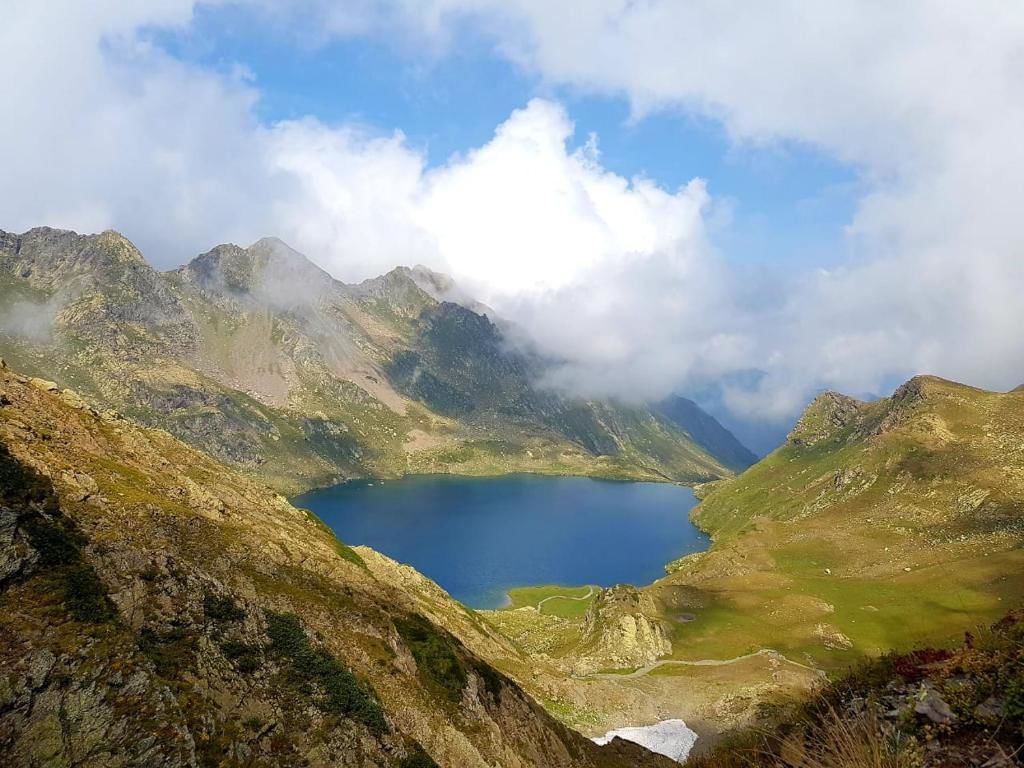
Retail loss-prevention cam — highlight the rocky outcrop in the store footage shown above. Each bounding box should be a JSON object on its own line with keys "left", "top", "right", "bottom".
{"left": 571, "top": 587, "right": 672, "bottom": 675}
{"left": 787, "top": 391, "right": 866, "bottom": 447}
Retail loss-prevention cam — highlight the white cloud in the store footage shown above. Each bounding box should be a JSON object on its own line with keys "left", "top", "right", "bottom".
{"left": 419, "top": 100, "right": 709, "bottom": 298}
{"left": 4, "top": 2, "right": 1024, "bottom": 426}
{"left": 364, "top": 0, "right": 1024, "bottom": 414}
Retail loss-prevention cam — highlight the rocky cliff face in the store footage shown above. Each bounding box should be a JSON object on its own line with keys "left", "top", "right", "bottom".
{"left": 572, "top": 587, "right": 672, "bottom": 676}
{"left": 785, "top": 390, "right": 866, "bottom": 447}
{"left": 0, "top": 361, "right": 672, "bottom": 768}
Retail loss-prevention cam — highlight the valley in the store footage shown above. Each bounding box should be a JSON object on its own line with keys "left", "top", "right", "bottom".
{"left": 1, "top": 228, "right": 1022, "bottom": 766}
{"left": 470, "top": 374, "right": 1024, "bottom": 756}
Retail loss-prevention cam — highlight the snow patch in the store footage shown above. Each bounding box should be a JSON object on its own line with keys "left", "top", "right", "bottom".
{"left": 592, "top": 719, "right": 697, "bottom": 763}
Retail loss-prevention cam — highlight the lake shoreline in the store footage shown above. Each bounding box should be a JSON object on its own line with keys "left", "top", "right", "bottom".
{"left": 293, "top": 474, "right": 709, "bottom": 609}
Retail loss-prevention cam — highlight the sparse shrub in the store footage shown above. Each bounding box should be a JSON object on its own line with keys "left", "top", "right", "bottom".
{"left": 778, "top": 707, "right": 921, "bottom": 768}
{"left": 265, "top": 611, "right": 387, "bottom": 735}
{"left": 220, "top": 640, "right": 262, "bottom": 672}
{"left": 399, "top": 743, "right": 439, "bottom": 768}
{"left": 139, "top": 626, "right": 197, "bottom": 678}
{"left": 394, "top": 614, "right": 467, "bottom": 702}
{"left": 1006, "top": 674, "right": 1024, "bottom": 721}
{"left": 203, "top": 593, "right": 246, "bottom": 624}
{"left": 63, "top": 563, "right": 116, "bottom": 622}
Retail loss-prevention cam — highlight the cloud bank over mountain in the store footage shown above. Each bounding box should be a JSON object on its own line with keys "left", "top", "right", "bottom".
{"left": 4, "top": 2, "right": 1024, "bottom": 424}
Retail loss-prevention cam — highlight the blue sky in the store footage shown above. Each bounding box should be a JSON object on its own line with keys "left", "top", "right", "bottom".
{"left": 155, "top": 3, "right": 859, "bottom": 272}
{"left": 8, "top": 3, "right": 1022, "bottom": 428}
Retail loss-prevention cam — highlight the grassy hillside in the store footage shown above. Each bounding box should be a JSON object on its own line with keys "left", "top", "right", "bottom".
{"left": 0, "top": 360, "right": 672, "bottom": 768}
{"left": 0, "top": 226, "right": 741, "bottom": 492}
{"left": 655, "top": 376, "right": 1024, "bottom": 669}
{"left": 475, "top": 376, "right": 1024, "bottom": 751}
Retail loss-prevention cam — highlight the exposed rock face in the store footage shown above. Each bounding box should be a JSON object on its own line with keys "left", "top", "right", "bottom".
{"left": 0, "top": 227, "right": 198, "bottom": 358}
{"left": 572, "top": 587, "right": 671, "bottom": 675}
{"left": 0, "top": 366, "right": 671, "bottom": 768}
{"left": 786, "top": 391, "right": 866, "bottom": 447}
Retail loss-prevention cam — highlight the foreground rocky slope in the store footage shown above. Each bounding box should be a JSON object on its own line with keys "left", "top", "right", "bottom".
{"left": 0, "top": 227, "right": 743, "bottom": 492}
{"left": 0, "top": 361, "right": 671, "bottom": 767}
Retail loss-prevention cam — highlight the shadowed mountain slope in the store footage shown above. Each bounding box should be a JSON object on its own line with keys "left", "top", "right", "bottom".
{"left": 655, "top": 395, "right": 757, "bottom": 471}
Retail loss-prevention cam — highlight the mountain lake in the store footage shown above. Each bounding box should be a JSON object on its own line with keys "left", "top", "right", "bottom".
{"left": 293, "top": 474, "right": 709, "bottom": 608}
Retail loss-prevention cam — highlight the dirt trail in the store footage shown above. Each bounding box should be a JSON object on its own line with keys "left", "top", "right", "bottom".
{"left": 585, "top": 649, "right": 824, "bottom": 680}
{"left": 536, "top": 586, "right": 596, "bottom": 611}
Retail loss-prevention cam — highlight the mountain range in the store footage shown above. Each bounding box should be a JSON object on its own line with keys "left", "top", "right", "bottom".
{"left": 0, "top": 227, "right": 752, "bottom": 493}
{"left": 1, "top": 226, "right": 1021, "bottom": 767}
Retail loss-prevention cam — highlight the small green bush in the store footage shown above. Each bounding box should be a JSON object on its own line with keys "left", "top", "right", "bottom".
{"left": 64, "top": 564, "right": 117, "bottom": 623}
{"left": 399, "top": 743, "right": 439, "bottom": 768}
{"left": 1006, "top": 675, "right": 1024, "bottom": 721}
{"left": 220, "top": 640, "right": 262, "bottom": 673}
{"left": 266, "top": 611, "right": 387, "bottom": 735}
{"left": 394, "top": 615, "right": 467, "bottom": 702}
{"left": 203, "top": 593, "right": 246, "bottom": 624}
{"left": 139, "top": 626, "right": 197, "bottom": 678}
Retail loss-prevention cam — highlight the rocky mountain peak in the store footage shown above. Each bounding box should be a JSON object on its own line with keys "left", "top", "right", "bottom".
{"left": 351, "top": 267, "right": 438, "bottom": 319}
{"left": 787, "top": 390, "right": 866, "bottom": 447}
{"left": 0, "top": 227, "right": 150, "bottom": 290}
{"left": 180, "top": 238, "right": 337, "bottom": 306}
{"left": 403, "top": 264, "right": 496, "bottom": 318}
{"left": 868, "top": 374, "right": 974, "bottom": 437}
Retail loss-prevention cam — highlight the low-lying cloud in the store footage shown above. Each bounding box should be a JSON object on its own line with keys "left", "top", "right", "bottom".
{"left": 4, "top": 2, "right": 1024, "bottom": 428}
{"left": 0, "top": 298, "right": 62, "bottom": 344}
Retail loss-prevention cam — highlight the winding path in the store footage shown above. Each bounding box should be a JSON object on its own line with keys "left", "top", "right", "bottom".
{"left": 585, "top": 649, "right": 825, "bottom": 680}
{"left": 535, "top": 586, "right": 596, "bottom": 611}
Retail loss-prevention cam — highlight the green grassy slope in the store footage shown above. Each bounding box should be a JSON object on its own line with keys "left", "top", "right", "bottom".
{"left": 653, "top": 375, "right": 1024, "bottom": 668}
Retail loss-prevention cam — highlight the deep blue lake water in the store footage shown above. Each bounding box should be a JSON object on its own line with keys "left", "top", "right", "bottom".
{"left": 292, "top": 474, "right": 709, "bottom": 609}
